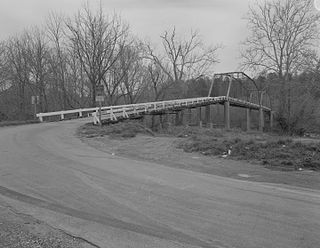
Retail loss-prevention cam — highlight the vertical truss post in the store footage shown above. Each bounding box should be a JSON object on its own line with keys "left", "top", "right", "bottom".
{"left": 207, "top": 75, "right": 215, "bottom": 97}
{"left": 224, "top": 76, "right": 232, "bottom": 130}
{"left": 226, "top": 77, "right": 233, "bottom": 99}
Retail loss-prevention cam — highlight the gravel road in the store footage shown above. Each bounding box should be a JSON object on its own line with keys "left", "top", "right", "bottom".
{"left": 0, "top": 120, "right": 319, "bottom": 248}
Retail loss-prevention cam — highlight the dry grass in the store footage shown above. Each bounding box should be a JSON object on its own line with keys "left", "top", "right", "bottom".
{"left": 79, "top": 121, "right": 320, "bottom": 171}
{"left": 77, "top": 120, "right": 154, "bottom": 139}
{"left": 177, "top": 128, "right": 320, "bottom": 171}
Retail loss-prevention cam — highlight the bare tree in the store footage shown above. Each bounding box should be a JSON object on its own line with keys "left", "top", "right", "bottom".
{"left": 46, "top": 12, "right": 69, "bottom": 109}
{"left": 27, "top": 28, "right": 51, "bottom": 112}
{"left": 66, "top": 5, "right": 129, "bottom": 106}
{"left": 146, "top": 62, "right": 170, "bottom": 101}
{"left": 118, "top": 42, "right": 146, "bottom": 104}
{"left": 241, "top": 0, "right": 320, "bottom": 131}
{"left": 0, "top": 42, "right": 7, "bottom": 89}
{"left": 65, "top": 46, "right": 91, "bottom": 108}
{"left": 5, "top": 34, "right": 31, "bottom": 119}
{"left": 242, "top": 0, "right": 319, "bottom": 77}
{"left": 102, "top": 41, "right": 136, "bottom": 105}
{"left": 147, "top": 28, "right": 220, "bottom": 83}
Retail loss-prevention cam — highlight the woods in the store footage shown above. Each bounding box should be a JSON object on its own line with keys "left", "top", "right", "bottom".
{"left": 0, "top": 5, "right": 219, "bottom": 121}
{"left": 241, "top": 0, "right": 320, "bottom": 133}
{"left": 1, "top": 0, "right": 320, "bottom": 134}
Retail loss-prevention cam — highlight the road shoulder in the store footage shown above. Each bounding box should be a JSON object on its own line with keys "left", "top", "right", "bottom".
{"left": 79, "top": 133, "right": 320, "bottom": 191}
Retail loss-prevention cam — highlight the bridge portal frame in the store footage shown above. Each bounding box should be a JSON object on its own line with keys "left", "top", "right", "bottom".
{"left": 208, "top": 72, "right": 271, "bottom": 131}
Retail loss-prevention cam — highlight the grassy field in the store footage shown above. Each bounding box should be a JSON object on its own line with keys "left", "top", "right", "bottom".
{"left": 78, "top": 120, "right": 320, "bottom": 171}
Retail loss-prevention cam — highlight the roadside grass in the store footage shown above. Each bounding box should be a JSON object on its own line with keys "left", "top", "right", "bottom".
{"left": 0, "top": 120, "right": 40, "bottom": 127}
{"left": 177, "top": 129, "right": 320, "bottom": 171}
{"left": 77, "top": 120, "right": 154, "bottom": 139}
{"left": 79, "top": 120, "right": 320, "bottom": 171}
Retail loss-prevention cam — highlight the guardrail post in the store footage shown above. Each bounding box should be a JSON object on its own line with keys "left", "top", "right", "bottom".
{"left": 61, "top": 113, "right": 64, "bottom": 120}
{"left": 92, "top": 112, "right": 98, "bottom": 125}
{"left": 79, "top": 111, "right": 83, "bottom": 118}
{"left": 39, "top": 116, "right": 43, "bottom": 122}
{"left": 224, "top": 101, "right": 230, "bottom": 129}
{"left": 110, "top": 108, "right": 114, "bottom": 120}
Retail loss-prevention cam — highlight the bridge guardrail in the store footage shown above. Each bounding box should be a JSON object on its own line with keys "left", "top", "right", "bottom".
{"left": 36, "top": 96, "right": 271, "bottom": 124}
{"left": 36, "top": 97, "right": 224, "bottom": 123}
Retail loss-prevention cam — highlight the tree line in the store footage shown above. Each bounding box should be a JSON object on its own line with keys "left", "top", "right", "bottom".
{"left": 1, "top": 0, "right": 320, "bottom": 134}
{"left": 241, "top": 0, "right": 320, "bottom": 134}
{"left": 0, "top": 4, "right": 219, "bottom": 121}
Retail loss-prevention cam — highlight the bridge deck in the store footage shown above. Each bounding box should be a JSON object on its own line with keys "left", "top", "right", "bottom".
{"left": 91, "top": 96, "right": 270, "bottom": 124}
{"left": 36, "top": 96, "right": 271, "bottom": 124}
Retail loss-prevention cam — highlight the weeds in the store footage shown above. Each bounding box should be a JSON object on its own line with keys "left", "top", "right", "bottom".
{"left": 78, "top": 120, "right": 154, "bottom": 139}
{"left": 179, "top": 135, "right": 320, "bottom": 170}
{"left": 79, "top": 121, "right": 320, "bottom": 171}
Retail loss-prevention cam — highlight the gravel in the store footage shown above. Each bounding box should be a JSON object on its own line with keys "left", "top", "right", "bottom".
{"left": 0, "top": 205, "right": 95, "bottom": 248}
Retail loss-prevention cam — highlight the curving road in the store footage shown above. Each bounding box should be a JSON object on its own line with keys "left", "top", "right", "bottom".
{"left": 0, "top": 120, "right": 320, "bottom": 248}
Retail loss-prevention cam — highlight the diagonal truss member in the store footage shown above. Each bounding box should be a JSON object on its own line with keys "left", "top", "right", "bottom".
{"left": 208, "top": 71, "right": 259, "bottom": 98}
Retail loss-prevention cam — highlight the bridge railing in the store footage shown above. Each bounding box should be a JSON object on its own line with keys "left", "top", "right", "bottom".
{"left": 36, "top": 96, "right": 271, "bottom": 124}
{"left": 91, "top": 96, "right": 227, "bottom": 124}
{"left": 36, "top": 97, "right": 224, "bottom": 123}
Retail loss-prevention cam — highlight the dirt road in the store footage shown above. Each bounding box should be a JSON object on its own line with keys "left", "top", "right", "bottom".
{"left": 0, "top": 120, "right": 320, "bottom": 248}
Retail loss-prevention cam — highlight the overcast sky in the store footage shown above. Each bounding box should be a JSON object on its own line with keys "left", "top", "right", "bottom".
{"left": 0, "top": 0, "right": 256, "bottom": 72}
